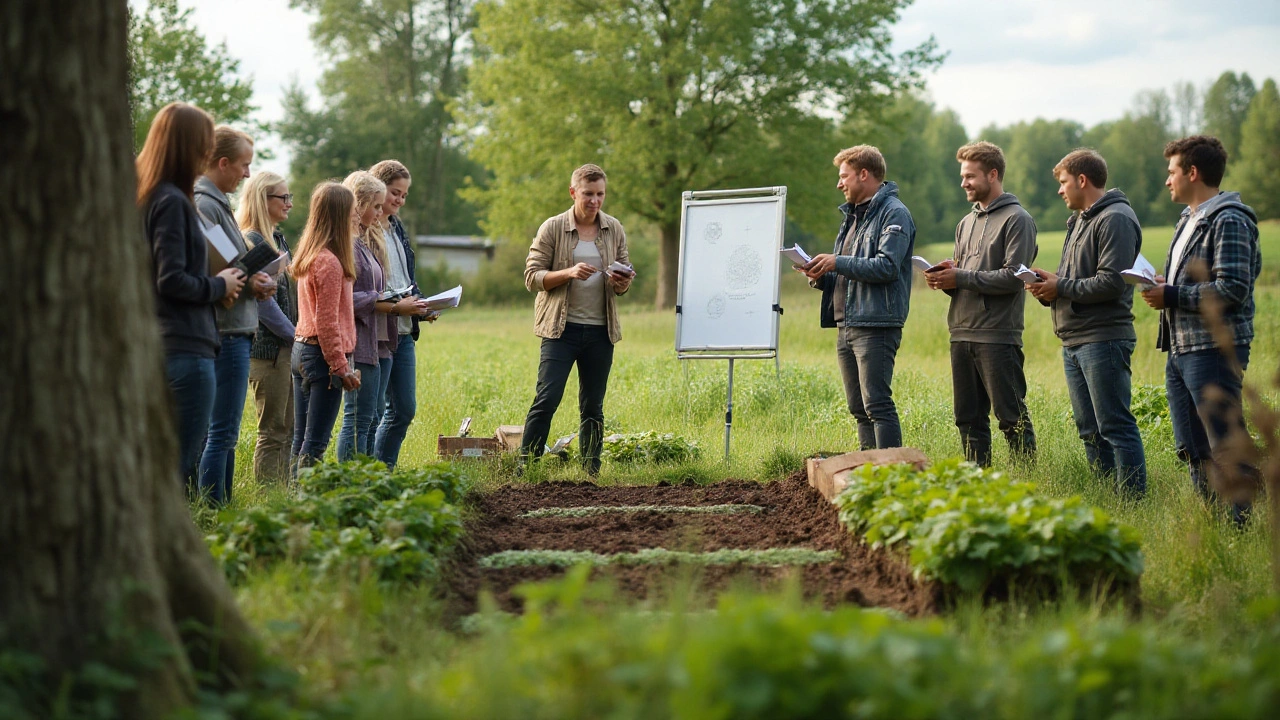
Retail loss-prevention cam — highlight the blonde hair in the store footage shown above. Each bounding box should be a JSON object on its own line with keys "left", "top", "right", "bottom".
{"left": 343, "top": 170, "right": 388, "bottom": 269}
{"left": 208, "top": 125, "right": 253, "bottom": 171}
{"left": 571, "top": 163, "right": 607, "bottom": 187}
{"left": 135, "top": 102, "right": 214, "bottom": 206}
{"left": 832, "top": 145, "right": 886, "bottom": 181}
{"left": 370, "top": 159, "right": 411, "bottom": 186}
{"left": 236, "top": 171, "right": 287, "bottom": 249}
{"left": 292, "top": 182, "right": 356, "bottom": 280}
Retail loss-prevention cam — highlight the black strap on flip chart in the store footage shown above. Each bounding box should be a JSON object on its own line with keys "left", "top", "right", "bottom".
{"left": 772, "top": 304, "right": 784, "bottom": 315}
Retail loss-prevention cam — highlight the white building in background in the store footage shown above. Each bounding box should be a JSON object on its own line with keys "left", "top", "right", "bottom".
{"left": 414, "top": 235, "right": 495, "bottom": 276}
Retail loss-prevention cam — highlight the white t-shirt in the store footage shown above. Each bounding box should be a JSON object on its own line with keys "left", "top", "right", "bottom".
{"left": 383, "top": 225, "right": 414, "bottom": 335}
{"left": 1167, "top": 211, "right": 1202, "bottom": 283}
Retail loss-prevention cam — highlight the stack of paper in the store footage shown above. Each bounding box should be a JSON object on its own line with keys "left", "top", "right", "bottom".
{"left": 912, "top": 256, "right": 951, "bottom": 273}
{"left": 423, "top": 284, "right": 463, "bottom": 310}
{"left": 607, "top": 261, "right": 635, "bottom": 277}
{"left": 780, "top": 245, "right": 811, "bottom": 265}
{"left": 1014, "top": 264, "right": 1041, "bottom": 283}
{"left": 547, "top": 433, "right": 577, "bottom": 454}
{"left": 1121, "top": 254, "right": 1158, "bottom": 288}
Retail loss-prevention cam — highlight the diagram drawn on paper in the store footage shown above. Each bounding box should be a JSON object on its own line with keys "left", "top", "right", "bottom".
{"left": 704, "top": 221, "right": 723, "bottom": 244}
{"left": 725, "top": 245, "right": 762, "bottom": 292}
{"left": 706, "top": 293, "right": 727, "bottom": 319}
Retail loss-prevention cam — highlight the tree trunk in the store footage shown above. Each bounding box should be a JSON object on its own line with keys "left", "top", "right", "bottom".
{"left": 0, "top": 1, "right": 261, "bottom": 716}
{"left": 656, "top": 219, "right": 681, "bottom": 309}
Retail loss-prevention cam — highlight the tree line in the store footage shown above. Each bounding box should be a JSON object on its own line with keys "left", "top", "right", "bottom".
{"left": 128, "top": 0, "right": 1280, "bottom": 308}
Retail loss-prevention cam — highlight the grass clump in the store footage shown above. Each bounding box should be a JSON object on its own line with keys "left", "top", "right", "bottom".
{"left": 835, "top": 459, "right": 1144, "bottom": 593}
{"left": 520, "top": 504, "right": 765, "bottom": 518}
{"left": 206, "top": 458, "right": 470, "bottom": 584}
{"left": 478, "top": 547, "right": 839, "bottom": 569}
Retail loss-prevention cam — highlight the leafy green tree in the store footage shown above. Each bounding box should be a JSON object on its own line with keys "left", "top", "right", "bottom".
{"left": 1202, "top": 70, "right": 1256, "bottom": 162}
{"left": 1084, "top": 90, "right": 1178, "bottom": 227}
{"left": 127, "top": 0, "right": 255, "bottom": 150}
{"left": 1234, "top": 78, "right": 1280, "bottom": 220}
{"left": 278, "top": 0, "right": 481, "bottom": 240}
{"left": 466, "top": 0, "right": 942, "bottom": 308}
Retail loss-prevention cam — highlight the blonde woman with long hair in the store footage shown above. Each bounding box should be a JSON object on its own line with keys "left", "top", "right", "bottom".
{"left": 337, "top": 172, "right": 424, "bottom": 459}
{"left": 138, "top": 102, "right": 245, "bottom": 489}
{"left": 237, "top": 171, "right": 297, "bottom": 482}
{"left": 290, "top": 182, "right": 360, "bottom": 470}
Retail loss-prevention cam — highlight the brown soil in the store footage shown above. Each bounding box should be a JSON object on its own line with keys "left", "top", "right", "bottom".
{"left": 442, "top": 471, "right": 941, "bottom": 617}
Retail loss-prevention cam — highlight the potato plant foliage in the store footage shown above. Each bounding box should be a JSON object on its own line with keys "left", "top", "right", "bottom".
{"left": 835, "top": 459, "right": 1144, "bottom": 592}
{"left": 205, "top": 459, "right": 470, "bottom": 584}
{"left": 602, "top": 431, "right": 702, "bottom": 464}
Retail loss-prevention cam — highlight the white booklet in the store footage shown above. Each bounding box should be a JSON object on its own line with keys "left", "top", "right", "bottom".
{"left": 203, "top": 224, "right": 239, "bottom": 273}
{"left": 263, "top": 250, "right": 290, "bottom": 276}
{"left": 780, "top": 244, "right": 811, "bottom": 265}
{"left": 422, "top": 284, "right": 463, "bottom": 310}
{"left": 912, "top": 255, "right": 948, "bottom": 272}
{"left": 607, "top": 261, "right": 635, "bottom": 277}
{"left": 1014, "top": 264, "right": 1041, "bottom": 283}
{"left": 546, "top": 433, "right": 577, "bottom": 454}
{"left": 1121, "top": 254, "right": 1158, "bottom": 288}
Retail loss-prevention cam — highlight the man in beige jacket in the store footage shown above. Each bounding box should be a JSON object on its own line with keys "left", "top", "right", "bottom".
{"left": 519, "top": 164, "right": 632, "bottom": 475}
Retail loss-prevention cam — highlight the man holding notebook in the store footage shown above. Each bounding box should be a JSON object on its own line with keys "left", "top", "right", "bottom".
{"left": 924, "top": 142, "right": 1038, "bottom": 467}
{"left": 1141, "top": 135, "right": 1261, "bottom": 523}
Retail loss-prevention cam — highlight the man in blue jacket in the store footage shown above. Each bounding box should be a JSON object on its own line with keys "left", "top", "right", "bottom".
{"left": 1141, "top": 135, "right": 1261, "bottom": 523}
{"left": 802, "top": 145, "right": 916, "bottom": 449}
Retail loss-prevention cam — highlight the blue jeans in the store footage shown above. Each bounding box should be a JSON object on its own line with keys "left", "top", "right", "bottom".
{"left": 1167, "top": 346, "right": 1253, "bottom": 519}
{"left": 165, "top": 353, "right": 216, "bottom": 491}
{"left": 337, "top": 360, "right": 383, "bottom": 460}
{"left": 198, "top": 334, "right": 251, "bottom": 505}
{"left": 520, "top": 323, "right": 615, "bottom": 474}
{"left": 375, "top": 335, "right": 416, "bottom": 469}
{"left": 1062, "top": 339, "right": 1146, "bottom": 495}
{"left": 836, "top": 326, "right": 902, "bottom": 449}
{"left": 292, "top": 342, "right": 346, "bottom": 471}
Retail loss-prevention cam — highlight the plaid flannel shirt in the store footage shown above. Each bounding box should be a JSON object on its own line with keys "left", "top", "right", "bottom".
{"left": 1157, "top": 192, "right": 1260, "bottom": 354}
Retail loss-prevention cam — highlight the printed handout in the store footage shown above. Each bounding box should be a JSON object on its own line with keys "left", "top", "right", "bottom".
{"left": 912, "top": 256, "right": 948, "bottom": 273}
{"left": 423, "top": 284, "right": 463, "bottom": 310}
{"left": 1120, "top": 254, "right": 1158, "bottom": 288}
{"left": 1014, "top": 264, "right": 1041, "bottom": 283}
{"left": 780, "top": 245, "right": 811, "bottom": 265}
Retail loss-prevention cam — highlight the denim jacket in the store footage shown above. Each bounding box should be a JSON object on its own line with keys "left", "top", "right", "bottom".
{"left": 1156, "top": 192, "right": 1260, "bottom": 354}
{"left": 817, "top": 181, "right": 916, "bottom": 329}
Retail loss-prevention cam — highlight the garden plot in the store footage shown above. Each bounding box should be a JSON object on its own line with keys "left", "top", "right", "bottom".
{"left": 445, "top": 471, "right": 941, "bottom": 616}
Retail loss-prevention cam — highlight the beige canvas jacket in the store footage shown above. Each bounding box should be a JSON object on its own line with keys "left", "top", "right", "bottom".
{"left": 524, "top": 207, "right": 630, "bottom": 344}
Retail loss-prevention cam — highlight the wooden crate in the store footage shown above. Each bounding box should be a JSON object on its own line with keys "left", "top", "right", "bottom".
{"left": 805, "top": 448, "right": 929, "bottom": 502}
{"left": 437, "top": 434, "right": 502, "bottom": 459}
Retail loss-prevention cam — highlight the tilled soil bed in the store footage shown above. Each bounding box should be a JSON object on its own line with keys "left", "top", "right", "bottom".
{"left": 444, "top": 471, "right": 940, "bottom": 617}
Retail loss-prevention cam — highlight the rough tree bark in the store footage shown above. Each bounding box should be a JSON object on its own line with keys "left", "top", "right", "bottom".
{"left": 0, "top": 0, "right": 261, "bottom": 716}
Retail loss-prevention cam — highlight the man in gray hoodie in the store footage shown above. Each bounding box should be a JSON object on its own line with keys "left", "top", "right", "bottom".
{"left": 1141, "top": 135, "right": 1261, "bottom": 523}
{"left": 1027, "top": 149, "right": 1146, "bottom": 496}
{"left": 194, "top": 126, "right": 274, "bottom": 505}
{"left": 925, "top": 141, "right": 1037, "bottom": 467}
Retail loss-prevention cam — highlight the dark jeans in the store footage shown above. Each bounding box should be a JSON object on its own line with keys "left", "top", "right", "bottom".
{"left": 1167, "top": 345, "right": 1254, "bottom": 520}
{"left": 375, "top": 335, "right": 416, "bottom": 469}
{"left": 292, "top": 342, "right": 346, "bottom": 471}
{"left": 520, "top": 323, "right": 614, "bottom": 474}
{"left": 950, "top": 341, "right": 1036, "bottom": 467}
{"left": 1063, "top": 339, "right": 1146, "bottom": 496}
{"left": 337, "top": 360, "right": 382, "bottom": 461}
{"left": 835, "top": 326, "right": 902, "bottom": 449}
{"left": 199, "top": 334, "right": 251, "bottom": 505}
{"left": 165, "top": 353, "right": 216, "bottom": 490}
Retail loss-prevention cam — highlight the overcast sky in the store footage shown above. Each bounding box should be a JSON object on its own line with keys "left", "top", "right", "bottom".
{"left": 161, "top": 0, "right": 1280, "bottom": 177}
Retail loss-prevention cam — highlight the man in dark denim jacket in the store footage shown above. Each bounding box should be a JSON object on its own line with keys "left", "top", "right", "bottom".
{"left": 802, "top": 145, "right": 916, "bottom": 449}
{"left": 1141, "top": 135, "right": 1261, "bottom": 524}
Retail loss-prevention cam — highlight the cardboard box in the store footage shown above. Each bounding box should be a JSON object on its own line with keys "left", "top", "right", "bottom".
{"left": 437, "top": 434, "right": 502, "bottom": 459}
{"left": 495, "top": 425, "right": 524, "bottom": 452}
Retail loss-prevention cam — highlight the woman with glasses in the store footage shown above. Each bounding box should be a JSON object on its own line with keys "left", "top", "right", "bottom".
{"left": 237, "top": 171, "right": 297, "bottom": 482}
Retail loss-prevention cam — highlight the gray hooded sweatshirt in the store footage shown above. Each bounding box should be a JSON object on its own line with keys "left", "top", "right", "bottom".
{"left": 945, "top": 192, "right": 1038, "bottom": 346}
{"left": 195, "top": 176, "right": 258, "bottom": 335}
{"left": 1050, "top": 188, "right": 1141, "bottom": 346}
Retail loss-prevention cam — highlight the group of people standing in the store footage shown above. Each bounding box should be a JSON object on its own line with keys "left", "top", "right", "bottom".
{"left": 138, "top": 101, "right": 432, "bottom": 504}
{"left": 798, "top": 136, "right": 1261, "bottom": 522}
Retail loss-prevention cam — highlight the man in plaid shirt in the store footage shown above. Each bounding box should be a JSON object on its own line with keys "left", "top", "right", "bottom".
{"left": 1141, "top": 135, "right": 1262, "bottom": 525}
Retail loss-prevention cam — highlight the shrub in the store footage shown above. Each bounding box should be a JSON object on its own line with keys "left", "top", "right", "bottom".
{"left": 834, "top": 459, "right": 1144, "bottom": 592}
{"left": 206, "top": 458, "right": 470, "bottom": 585}
{"left": 602, "top": 431, "right": 701, "bottom": 465}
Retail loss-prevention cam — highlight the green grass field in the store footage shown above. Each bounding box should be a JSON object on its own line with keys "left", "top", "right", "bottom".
{"left": 221, "top": 221, "right": 1279, "bottom": 709}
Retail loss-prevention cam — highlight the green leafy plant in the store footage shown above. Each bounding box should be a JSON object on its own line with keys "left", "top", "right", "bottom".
{"left": 602, "top": 431, "right": 701, "bottom": 465}
{"left": 834, "top": 459, "right": 1144, "bottom": 592}
{"left": 205, "top": 458, "right": 470, "bottom": 585}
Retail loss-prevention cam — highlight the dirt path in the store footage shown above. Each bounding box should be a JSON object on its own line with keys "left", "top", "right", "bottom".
{"left": 444, "top": 471, "right": 940, "bottom": 617}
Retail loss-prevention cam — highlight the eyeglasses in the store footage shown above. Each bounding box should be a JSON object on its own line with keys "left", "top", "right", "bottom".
{"left": 268, "top": 193, "right": 294, "bottom": 202}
